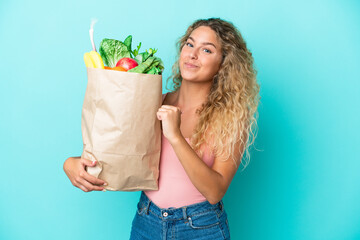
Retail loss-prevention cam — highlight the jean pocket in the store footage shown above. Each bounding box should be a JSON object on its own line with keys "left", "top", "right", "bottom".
{"left": 188, "top": 211, "right": 221, "bottom": 229}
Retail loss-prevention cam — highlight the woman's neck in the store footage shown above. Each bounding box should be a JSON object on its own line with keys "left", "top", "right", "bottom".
{"left": 174, "top": 81, "right": 211, "bottom": 112}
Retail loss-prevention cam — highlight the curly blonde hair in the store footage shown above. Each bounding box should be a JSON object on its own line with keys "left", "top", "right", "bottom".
{"left": 166, "top": 18, "right": 260, "bottom": 169}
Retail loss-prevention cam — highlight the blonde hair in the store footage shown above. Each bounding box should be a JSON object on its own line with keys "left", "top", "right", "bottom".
{"left": 166, "top": 18, "right": 261, "bottom": 169}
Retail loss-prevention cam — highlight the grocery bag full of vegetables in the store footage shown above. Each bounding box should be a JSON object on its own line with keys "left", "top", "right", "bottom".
{"left": 81, "top": 23, "right": 163, "bottom": 191}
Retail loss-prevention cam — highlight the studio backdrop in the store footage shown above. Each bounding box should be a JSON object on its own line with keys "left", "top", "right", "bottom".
{"left": 0, "top": 0, "right": 359, "bottom": 239}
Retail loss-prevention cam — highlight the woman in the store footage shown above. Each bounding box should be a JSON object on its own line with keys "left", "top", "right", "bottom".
{"left": 64, "top": 17, "right": 260, "bottom": 239}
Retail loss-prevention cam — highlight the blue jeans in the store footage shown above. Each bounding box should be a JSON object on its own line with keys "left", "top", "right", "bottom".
{"left": 130, "top": 191, "right": 230, "bottom": 240}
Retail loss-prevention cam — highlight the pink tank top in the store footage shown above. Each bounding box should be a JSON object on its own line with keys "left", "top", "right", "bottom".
{"left": 144, "top": 93, "right": 215, "bottom": 208}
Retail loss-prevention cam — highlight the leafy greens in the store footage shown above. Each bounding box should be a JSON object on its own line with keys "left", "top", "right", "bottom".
{"left": 99, "top": 35, "right": 164, "bottom": 75}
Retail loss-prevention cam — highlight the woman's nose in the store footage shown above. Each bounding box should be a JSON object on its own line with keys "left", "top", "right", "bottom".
{"left": 189, "top": 49, "right": 198, "bottom": 59}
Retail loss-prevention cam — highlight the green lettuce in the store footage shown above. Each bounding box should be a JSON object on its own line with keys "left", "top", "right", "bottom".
{"left": 99, "top": 38, "right": 131, "bottom": 68}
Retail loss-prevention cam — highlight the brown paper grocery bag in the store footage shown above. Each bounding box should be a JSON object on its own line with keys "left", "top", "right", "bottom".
{"left": 81, "top": 67, "right": 162, "bottom": 191}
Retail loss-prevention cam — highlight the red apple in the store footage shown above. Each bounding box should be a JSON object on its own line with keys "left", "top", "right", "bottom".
{"left": 116, "top": 58, "right": 138, "bottom": 71}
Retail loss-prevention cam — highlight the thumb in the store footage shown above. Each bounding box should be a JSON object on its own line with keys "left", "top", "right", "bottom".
{"left": 81, "top": 158, "right": 97, "bottom": 167}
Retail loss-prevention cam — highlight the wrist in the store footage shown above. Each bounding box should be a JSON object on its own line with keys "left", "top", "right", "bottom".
{"left": 168, "top": 132, "right": 184, "bottom": 146}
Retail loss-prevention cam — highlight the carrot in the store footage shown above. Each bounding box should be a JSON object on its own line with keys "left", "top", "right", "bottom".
{"left": 112, "top": 66, "right": 127, "bottom": 72}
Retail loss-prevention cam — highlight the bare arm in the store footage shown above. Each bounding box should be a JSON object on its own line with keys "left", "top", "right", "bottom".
{"left": 169, "top": 136, "right": 243, "bottom": 204}
{"left": 157, "top": 104, "right": 244, "bottom": 204}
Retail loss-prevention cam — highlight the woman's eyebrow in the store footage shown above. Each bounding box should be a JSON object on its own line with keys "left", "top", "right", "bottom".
{"left": 188, "top": 36, "right": 217, "bottom": 49}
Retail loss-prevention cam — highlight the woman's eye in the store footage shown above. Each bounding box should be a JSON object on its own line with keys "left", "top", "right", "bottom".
{"left": 186, "top": 42, "right": 193, "bottom": 47}
{"left": 203, "top": 48, "right": 212, "bottom": 53}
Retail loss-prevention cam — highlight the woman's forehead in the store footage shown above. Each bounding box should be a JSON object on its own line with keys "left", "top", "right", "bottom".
{"left": 189, "top": 26, "right": 221, "bottom": 48}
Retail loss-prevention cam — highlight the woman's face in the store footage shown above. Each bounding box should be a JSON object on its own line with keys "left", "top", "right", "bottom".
{"left": 179, "top": 26, "right": 223, "bottom": 83}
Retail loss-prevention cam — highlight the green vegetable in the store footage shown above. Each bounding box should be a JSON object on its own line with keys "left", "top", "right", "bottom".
{"left": 99, "top": 35, "right": 164, "bottom": 74}
{"left": 128, "top": 57, "right": 155, "bottom": 73}
{"left": 128, "top": 56, "right": 164, "bottom": 74}
{"left": 99, "top": 38, "right": 131, "bottom": 68}
{"left": 132, "top": 42, "right": 141, "bottom": 58}
{"left": 147, "top": 67, "right": 161, "bottom": 75}
{"left": 135, "top": 50, "right": 152, "bottom": 64}
{"left": 123, "top": 35, "right": 132, "bottom": 53}
{"left": 134, "top": 52, "right": 148, "bottom": 64}
{"left": 134, "top": 48, "right": 162, "bottom": 69}
{"left": 152, "top": 56, "right": 164, "bottom": 72}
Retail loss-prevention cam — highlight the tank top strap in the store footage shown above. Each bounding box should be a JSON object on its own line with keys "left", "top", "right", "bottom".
{"left": 162, "top": 92, "right": 168, "bottom": 104}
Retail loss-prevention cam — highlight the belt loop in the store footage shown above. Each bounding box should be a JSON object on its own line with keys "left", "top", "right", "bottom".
{"left": 219, "top": 200, "right": 224, "bottom": 211}
{"left": 145, "top": 199, "right": 151, "bottom": 215}
{"left": 182, "top": 207, "right": 188, "bottom": 220}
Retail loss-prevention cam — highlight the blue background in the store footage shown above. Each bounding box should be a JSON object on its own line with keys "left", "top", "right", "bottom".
{"left": 1, "top": 0, "right": 359, "bottom": 239}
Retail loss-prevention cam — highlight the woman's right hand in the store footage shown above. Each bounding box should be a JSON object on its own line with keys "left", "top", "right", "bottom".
{"left": 63, "top": 157, "right": 107, "bottom": 192}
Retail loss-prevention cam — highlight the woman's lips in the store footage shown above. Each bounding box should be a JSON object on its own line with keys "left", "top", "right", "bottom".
{"left": 185, "top": 63, "right": 198, "bottom": 68}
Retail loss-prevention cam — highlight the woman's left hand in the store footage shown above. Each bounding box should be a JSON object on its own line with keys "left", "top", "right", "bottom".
{"left": 157, "top": 105, "right": 183, "bottom": 144}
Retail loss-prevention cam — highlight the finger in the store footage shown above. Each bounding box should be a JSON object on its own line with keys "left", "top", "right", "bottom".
{"left": 84, "top": 182, "right": 105, "bottom": 191}
{"left": 158, "top": 108, "right": 179, "bottom": 114}
{"left": 158, "top": 107, "right": 174, "bottom": 112}
{"left": 157, "top": 112, "right": 163, "bottom": 120}
{"left": 81, "top": 158, "right": 97, "bottom": 167}
{"left": 161, "top": 105, "right": 182, "bottom": 113}
{"left": 157, "top": 110, "right": 170, "bottom": 120}
{"left": 81, "top": 170, "right": 107, "bottom": 186}
{"left": 76, "top": 176, "right": 104, "bottom": 192}
{"left": 160, "top": 105, "right": 178, "bottom": 110}
{"left": 77, "top": 183, "right": 90, "bottom": 192}
{"left": 82, "top": 179, "right": 105, "bottom": 191}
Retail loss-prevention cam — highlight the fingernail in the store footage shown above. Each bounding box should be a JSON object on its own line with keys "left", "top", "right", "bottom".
{"left": 103, "top": 182, "right": 108, "bottom": 186}
{"left": 92, "top": 160, "right": 96, "bottom": 164}
{"left": 102, "top": 189, "right": 107, "bottom": 192}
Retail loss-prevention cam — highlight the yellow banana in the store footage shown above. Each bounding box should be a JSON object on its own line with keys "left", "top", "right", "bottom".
{"left": 84, "top": 52, "right": 95, "bottom": 68}
{"left": 89, "top": 51, "right": 104, "bottom": 69}
{"left": 83, "top": 51, "right": 104, "bottom": 69}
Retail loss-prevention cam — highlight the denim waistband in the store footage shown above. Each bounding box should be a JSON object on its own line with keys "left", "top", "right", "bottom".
{"left": 137, "top": 191, "right": 225, "bottom": 221}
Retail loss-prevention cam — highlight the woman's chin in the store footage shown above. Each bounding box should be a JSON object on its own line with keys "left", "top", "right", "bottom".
{"left": 180, "top": 71, "right": 198, "bottom": 81}
{"left": 181, "top": 75, "right": 197, "bottom": 82}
